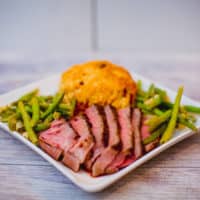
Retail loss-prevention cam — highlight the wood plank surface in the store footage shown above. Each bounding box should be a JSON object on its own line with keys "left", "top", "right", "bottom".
{"left": 0, "top": 57, "right": 200, "bottom": 199}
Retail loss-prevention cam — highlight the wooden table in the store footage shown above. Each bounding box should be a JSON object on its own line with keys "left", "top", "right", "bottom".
{"left": 0, "top": 56, "right": 200, "bottom": 200}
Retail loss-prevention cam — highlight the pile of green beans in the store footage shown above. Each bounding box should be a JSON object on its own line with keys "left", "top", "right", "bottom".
{"left": 0, "top": 89, "right": 76, "bottom": 145}
{"left": 136, "top": 80, "right": 199, "bottom": 145}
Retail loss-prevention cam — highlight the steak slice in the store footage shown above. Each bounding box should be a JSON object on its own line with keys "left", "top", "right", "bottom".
{"left": 92, "top": 147, "right": 118, "bottom": 177}
{"left": 105, "top": 152, "right": 126, "bottom": 174}
{"left": 39, "top": 119, "right": 77, "bottom": 151}
{"left": 117, "top": 107, "right": 133, "bottom": 154}
{"left": 39, "top": 140, "right": 63, "bottom": 160}
{"left": 50, "top": 118, "right": 66, "bottom": 128}
{"left": 132, "top": 108, "right": 143, "bottom": 159}
{"left": 104, "top": 105, "right": 120, "bottom": 147}
{"left": 85, "top": 105, "right": 105, "bottom": 148}
{"left": 69, "top": 115, "right": 94, "bottom": 164}
{"left": 84, "top": 105, "right": 106, "bottom": 170}
{"left": 62, "top": 151, "right": 80, "bottom": 172}
{"left": 144, "top": 138, "right": 159, "bottom": 152}
{"left": 69, "top": 136, "right": 94, "bottom": 164}
{"left": 119, "top": 154, "right": 136, "bottom": 168}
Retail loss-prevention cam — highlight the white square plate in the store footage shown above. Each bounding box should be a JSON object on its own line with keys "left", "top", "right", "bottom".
{"left": 0, "top": 72, "right": 200, "bottom": 192}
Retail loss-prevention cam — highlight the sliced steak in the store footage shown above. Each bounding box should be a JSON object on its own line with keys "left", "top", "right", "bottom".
{"left": 39, "top": 119, "right": 77, "bottom": 151}
{"left": 39, "top": 119, "right": 81, "bottom": 171}
{"left": 105, "top": 152, "right": 126, "bottom": 174}
{"left": 104, "top": 105, "right": 120, "bottom": 147}
{"left": 141, "top": 123, "right": 150, "bottom": 140}
{"left": 92, "top": 147, "right": 118, "bottom": 177}
{"left": 119, "top": 154, "right": 136, "bottom": 168}
{"left": 117, "top": 107, "right": 133, "bottom": 154}
{"left": 39, "top": 140, "right": 63, "bottom": 160}
{"left": 84, "top": 105, "right": 106, "bottom": 170}
{"left": 69, "top": 136, "right": 94, "bottom": 163}
{"left": 132, "top": 108, "right": 143, "bottom": 159}
{"left": 62, "top": 150, "right": 80, "bottom": 172}
{"left": 105, "top": 106, "right": 134, "bottom": 174}
{"left": 69, "top": 115, "right": 94, "bottom": 164}
{"left": 85, "top": 105, "right": 105, "bottom": 148}
{"left": 70, "top": 115, "right": 92, "bottom": 138}
{"left": 50, "top": 118, "right": 66, "bottom": 128}
{"left": 144, "top": 138, "right": 159, "bottom": 152}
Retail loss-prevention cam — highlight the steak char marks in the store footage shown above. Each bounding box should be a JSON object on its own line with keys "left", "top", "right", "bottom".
{"left": 132, "top": 108, "right": 143, "bottom": 159}
{"left": 84, "top": 105, "right": 106, "bottom": 170}
{"left": 117, "top": 107, "right": 133, "bottom": 154}
{"left": 104, "top": 105, "right": 120, "bottom": 147}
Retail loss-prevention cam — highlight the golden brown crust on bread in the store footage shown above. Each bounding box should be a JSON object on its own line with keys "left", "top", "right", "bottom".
{"left": 60, "top": 60, "right": 137, "bottom": 108}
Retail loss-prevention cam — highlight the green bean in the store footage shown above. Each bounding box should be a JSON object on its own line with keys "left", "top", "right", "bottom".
{"left": 178, "top": 112, "right": 196, "bottom": 122}
{"left": 0, "top": 108, "right": 16, "bottom": 122}
{"left": 187, "top": 114, "right": 196, "bottom": 123}
{"left": 57, "top": 108, "right": 68, "bottom": 115}
{"left": 146, "top": 110, "right": 172, "bottom": 132}
{"left": 144, "top": 94, "right": 162, "bottom": 109}
{"left": 153, "top": 108, "right": 164, "bottom": 116}
{"left": 0, "top": 106, "right": 14, "bottom": 114}
{"left": 137, "top": 80, "right": 146, "bottom": 96}
{"left": 146, "top": 84, "right": 155, "bottom": 98}
{"left": 136, "top": 102, "right": 151, "bottom": 114}
{"left": 160, "top": 86, "right": 184, "bottom": 144}
{"left": 44, "top": 113, "right": 54, "bottom": 123}
{"left": 34, "top": 123, "right": 50, "bottom": 132}
{"left": 0, "top": 106, "right": 15, "bottom": 115}
{"left": 58, "top": 99, "right": 76, "bottom": 117}
{"left": 68, "top": 99, "right": 76, "bottom": 116}
{"left": 25, "top": 105, "right": 32, "bottom": 114}
{"left": 38, "top": 96, "right": 53, "bottom": 106}
{"left": 41, "top": 92, "right": 64, "bottom": 119}
{"left": 178, "top": 116, "right": 197, "bottom": 131}
{"left": 155, "top": 88, "right": 168, "bottom": 101}
{"left": 0, "top": 116, "right": 9, "bottom": 123}
{"left": 15, "top": 107, "right": 22, "bottom": 118}
{"left": 31, "top": 97, "right": 40, "bottom": 127}
{"left": 143, "top": 124, "right": 167, "bottom": 145}
{"left": 40, "top": 95, "right": 53, "bottom": 103}
{"left": 39, "top": 102, "right": 49, "bottom": 110}
{"left": 18, "top": 101, "right": 38, "bottom": 144}
{"left": 180, "top": 106, "right": 187, "bottom": 114}
{"left": 183, "top": 105, "right": 200, "bottom": 114}
{"left": 8, "top": 114, "right": 18, "bottom": 131}
{"left": 58, "top": 103, "right": 71, "bottom": 110}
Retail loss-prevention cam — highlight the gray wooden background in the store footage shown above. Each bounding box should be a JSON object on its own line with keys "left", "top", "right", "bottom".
{"left": 0, "top": 0, "right": 200, "bottom": 199}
